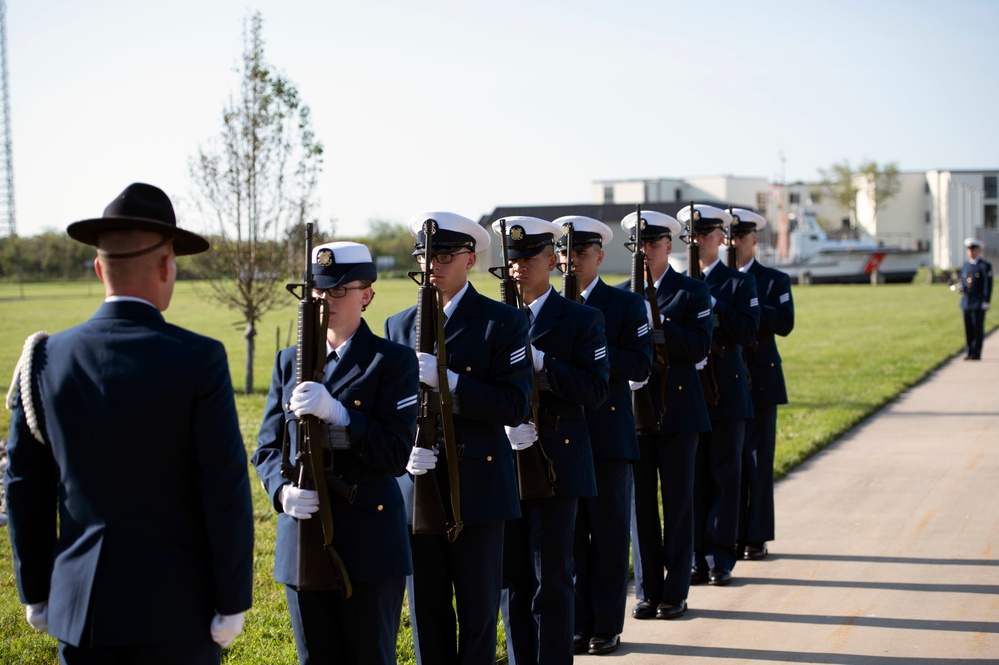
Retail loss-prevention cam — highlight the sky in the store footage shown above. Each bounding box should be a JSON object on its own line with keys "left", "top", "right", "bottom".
{"left": 6, "top": 0, "right": 999, "bottom": 239}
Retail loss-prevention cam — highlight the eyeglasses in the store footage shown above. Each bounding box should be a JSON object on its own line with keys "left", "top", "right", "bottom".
{"left": 415, "top": 250, "right": 472, "bottom": 265}
{"left": 312, "top": 285, "right": 369, "bottom": 299}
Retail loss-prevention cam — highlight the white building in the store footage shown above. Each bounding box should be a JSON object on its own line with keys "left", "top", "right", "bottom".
{"left": 593, "top": 170, "right": 999, "bottom": 270}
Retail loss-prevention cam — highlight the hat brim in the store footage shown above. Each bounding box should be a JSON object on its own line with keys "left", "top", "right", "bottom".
{"left": 67, "top": 216, "right": 210, "bottom": 256}
{"left": 313, "top": 264, "right": 378, "bottom": 289}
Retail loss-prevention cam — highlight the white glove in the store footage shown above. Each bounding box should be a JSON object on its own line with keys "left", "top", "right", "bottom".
{"left": 280, "top": 484, "right": 320, "bottom": 519}
{"left": 406, "top": 446, "right": 438, "bottom": 475}
{"left": 695, "top": 357, "right": 708, "bottom": 370}
{"left": 505, "top": 423, "right": 537, "bottom": 451}
{"left": 983, "top": 303, "right": 990, "bottom": 310}
{"left": 210, "top": 611, "right": 245, "bottom": 648}
{"left": 290, "top": 381, "right": 347, "bottom": 425}
{"left": 25, "top": 602, "right": 47, "bottom": 632}
{"left": 530, "top": 345, "right": 545, "bottom": 373}
{"left": 629, "top": 378, "right": 649, "bottom": 391}
{"left": 417, "top": 352, "right": 458, "bottom": 392}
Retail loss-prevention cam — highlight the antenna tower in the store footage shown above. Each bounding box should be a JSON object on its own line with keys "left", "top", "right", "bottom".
{"left": 0, "top": 0, "right": 14, "bottom": 237}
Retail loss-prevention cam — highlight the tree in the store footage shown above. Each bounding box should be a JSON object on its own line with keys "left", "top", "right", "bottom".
{"left": 190, "top": 12, "right": 323, "bottom": 394}
{"left": 816, "top": 160, "right": 860, "bottom": 232}
{"left": 857, "top": 159, "right": 901, "bottom": 226}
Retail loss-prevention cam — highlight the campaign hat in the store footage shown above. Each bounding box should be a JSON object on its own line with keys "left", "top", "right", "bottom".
{"left": 67, "top": 182, "right": 209, "bottom": 256}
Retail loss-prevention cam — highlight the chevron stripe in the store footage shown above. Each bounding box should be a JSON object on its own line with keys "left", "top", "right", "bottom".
{"left": 697, "top": 308, "right": 711, "bottom": 319}
{"left": 510, "top": 346, "right": 527, "bottom": 364}
{"left": 749, "top": 297, "right": 759, "bottom": 308}
{"left": 594, "top": 346, "right": 607, "bottom": 360}
{"left": 779, "top": 292, "right": 790, "bottom": 304}
{"left": 397, "top": 395, "right": 418, "bottom": 410}
{"left": 637, "top": 323, "right": 650, "bottom": 337}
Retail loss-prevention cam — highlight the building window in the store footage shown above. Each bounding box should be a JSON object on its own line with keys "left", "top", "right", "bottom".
{"left": 985, "top": 204, "right": 997, "bottom": 229}
{"left": 984, "top": 175, "right": 997, "bottom": 199}
{"left": 674, "top": 188, "right": 683, "bottom": 201}
{"left": 789, "top": 192, "right": 801, "bottom": 204}
{"left": 756, "top": 192, "right": 767, "bottom": 211}
{"left": 603, "top": 186, "right": 614, "bottom": 204}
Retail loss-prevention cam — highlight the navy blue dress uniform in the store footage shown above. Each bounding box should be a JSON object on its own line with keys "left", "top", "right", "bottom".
{"left": 677, "top": 204, "right": 760, "bottom": 585}
{"left": 253, "top": 242, "right": 419, "bottom": 665}
{"left": 957, "top": 237, "right": 993, "bottom": 361}
{"left": 5, "top": 183, "right": 254, "bottom": 664}
{"left": 383, "top": 212, "right": 532, "bottom": 665}
{"left": 553, "top": 216, "right": 652, "bottom": 655}
{"left": 494, "top": 217, "right": 609, "bottom": 665}
{"left": 729, "top": 209, "right": 795, "bottom": 560}
{"left": 620, "top": 210, "right": 713, "bottom": 620}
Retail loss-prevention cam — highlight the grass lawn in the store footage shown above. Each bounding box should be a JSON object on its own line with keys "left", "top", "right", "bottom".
{"left": 0, "top": 271, "right": 993, "bottom": 663}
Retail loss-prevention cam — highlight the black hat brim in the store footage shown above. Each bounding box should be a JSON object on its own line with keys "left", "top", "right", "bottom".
{"left": 67, "top": 217, "right": 210, "bottom": 256}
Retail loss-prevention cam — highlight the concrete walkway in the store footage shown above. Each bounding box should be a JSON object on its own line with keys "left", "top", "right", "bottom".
{"left": 611, "top": 334, "right": 999, "bottom": 664}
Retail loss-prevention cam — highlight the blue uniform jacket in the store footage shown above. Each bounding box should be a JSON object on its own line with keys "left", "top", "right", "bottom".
{"left": 745, "top": 260, "right": 794, "bottom": 408}
{"left": 704, "top": 262, "right": 760, "bottom": 421}
{"left": 253, "top": 319, "right": 418, "bottom": 586}
{"left": 959, "top": 258, "right": 994, "bottom": 310}
{"left": 582, "top": 279, "right": 652, "bottom": 460}
{"left": 384, "top": 282, "right": 532, "bottom": 525}
{"left": 531, "top": 287, "right": 609, "bottom": 497}
{"left": 5, "top": 301, "right": 254, "bottom": 647}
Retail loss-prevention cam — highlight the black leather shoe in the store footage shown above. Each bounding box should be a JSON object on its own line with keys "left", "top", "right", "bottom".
{"left": 708, "top": 567, "right": 733, "bottom": 585}
{"left": 588, "top": 634, "right": 620, "bottom": 655}
{"left": 744, "top": 543, "right": 768, "bottom": 560}
{"left": 690, "top": 567, "right": 707, "bottom": 585}
{"left": 632, "top": 599, "right": 657, "bottom": 620}
{"left": 656, "top": 599, "right": 687, "bottom": 619}
{"left": 574, "top": 633, "right": 591, "bottom": 654}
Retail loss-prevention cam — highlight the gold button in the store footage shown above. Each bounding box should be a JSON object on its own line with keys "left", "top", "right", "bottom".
{"left": 486, "top": 455, "right": 493, "bottom": 462}
{"left": 610, "top": 406, "right": 616, "bottom": 411}
{"left": 377, "top": 505, "right": 384, "bottom": 511}
{"left": 735, "top": 374, "right": 739, "bottom": 379}
{"left": 678, "top": 385, "right": 683, "bottom": 391}
{"left": 354, "top": 400, "right": 361, "bottom": 406}
{"left": 771, "top": 362, "right": 775, "bottom": 367}
{"left": 564, "top": 438, "right": 570, "bottom": 444}
{"left": 466, "top": 366, "right": 472, "bottom": 372}
{"left": 666, "top": 317, "right": 671, "bottom": 322}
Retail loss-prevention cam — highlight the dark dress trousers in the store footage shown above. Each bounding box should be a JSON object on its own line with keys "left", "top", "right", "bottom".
{"left": 253, "top": 319, "right": 418, "bottom": 665}
{"left": 959, "top": 257, "right": 993, "bottom": 360}
{"left": 694, "top": 262, "right": 759, "bottom": 573}
{"left": 573, "top": 279, "right": 652, "bottom": 639}
{"left": 384, "top": 282, "right": 532, "bottom": 665}
{"left": 504, "top": 287, "right": 609, "bottom": 665}
{"left": 623, "top": 266, "right": 713, "bottom": 605}
{"left": 739, "top": 260, "right": 794, "bottom": 548}
{"left": 5, "top": 300, "right": 254, "bottom": 661}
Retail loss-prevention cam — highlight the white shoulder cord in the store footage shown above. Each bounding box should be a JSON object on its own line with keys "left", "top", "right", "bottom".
{"left": 5, "top": 331, "right": 49, "bottom": 445}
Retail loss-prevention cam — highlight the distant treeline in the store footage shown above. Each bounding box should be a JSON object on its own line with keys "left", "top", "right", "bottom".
{"left": 0, "top": 221, "right": 417, "bottom": 282}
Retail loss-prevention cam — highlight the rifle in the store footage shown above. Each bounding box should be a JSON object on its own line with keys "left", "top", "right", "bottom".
{"left": 629, "top": 205, "right": 669, "bottom": 433}
{"left": 280, "top": 222, "right": 354, "bottom": 597}
{"left": 560, "top": 221, "right": 581, "bottom": 303}
{"left": 683, "top": 203, "right": 720, "bottom": 407}
{"left": 409, "top": 220, "right": 463, "bottom": 542}
{"left": 488, "top": 219, "right": 556, "bottom": 499}
{"left": 727, "top": 206, "right": 738, "bottom": 269}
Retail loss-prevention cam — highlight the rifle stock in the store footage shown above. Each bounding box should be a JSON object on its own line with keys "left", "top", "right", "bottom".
{"left": 630, "top": 206, "right": 668, "bottom": 433}
{"left": 489, "top": 219, "right": 556, "bottom": 499}
{"left": 410, "top": 220, "right": 463, "bottom": 541}
{"left": 280, "top": 222, "right": 353, "bottom": 597}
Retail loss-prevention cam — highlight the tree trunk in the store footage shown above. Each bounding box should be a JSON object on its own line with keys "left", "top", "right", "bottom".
{"left": 244, "top": 321, "right": 257, "bottom": 394}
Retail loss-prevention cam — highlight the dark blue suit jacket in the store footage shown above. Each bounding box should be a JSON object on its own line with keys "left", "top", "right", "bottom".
{"left": 745, "top": 260, "right": 794, "bottom": 408}
{"left": 703, "top": 262, "right": 760, "bottom": 421}
{"left": 531, "top": 287, "right": 609, "bottom": 497}
{"left": 384, "top": 282, "right": 532, "bottom": 525}
{"left": 5, "top": 300, "right": 254, "bottom": 647}
{"left": 582, "top": 279, "right": 651, "bottom": 460}
{"left": 253, "top": 319, "right": 418, "bottom": 586}
{"left": 959, "top": 258, "right": 994, "bottom": 310}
